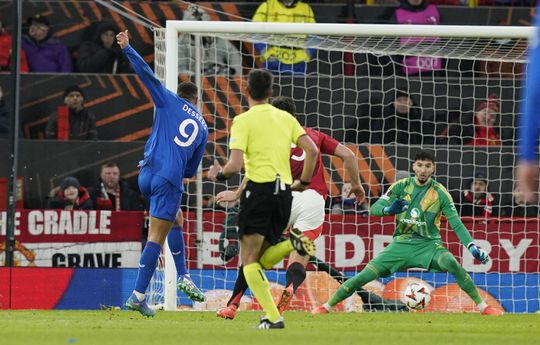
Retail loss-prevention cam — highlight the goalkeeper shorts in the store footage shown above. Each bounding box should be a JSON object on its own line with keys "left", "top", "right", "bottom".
{"left": 368, "top": 239, "right": 449, "bottom": 277}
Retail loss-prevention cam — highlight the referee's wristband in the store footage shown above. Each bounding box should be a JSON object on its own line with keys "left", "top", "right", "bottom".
{"left": 216, "top": 171, "right": 228, "bottom": 181}
{"left": 299, "top": 179, "right": 311, "bottom": 186}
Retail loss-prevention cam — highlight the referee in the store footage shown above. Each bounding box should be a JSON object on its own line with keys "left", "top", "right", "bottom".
{"left": 209, "top": 69, "right": 318, "bottom": 329}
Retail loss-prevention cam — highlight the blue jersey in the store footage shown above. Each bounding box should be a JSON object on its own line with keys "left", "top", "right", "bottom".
{"left": 123, "top": 45, "right": 208, "bottom": 192}
{"left": 519, "top": 8, "right": 540, "bottom": 162}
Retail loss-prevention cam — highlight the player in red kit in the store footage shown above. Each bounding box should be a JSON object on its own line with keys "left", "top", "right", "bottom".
{"left": 215, "top": 96, "right": 366, "bottom": 319}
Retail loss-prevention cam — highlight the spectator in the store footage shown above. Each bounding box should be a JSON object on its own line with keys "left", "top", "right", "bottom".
{"left": 89, "top": 161, "right": 144, "bottom": 211}
{"left": 47, "top": 176, "right": 94, "bottom": 210}
{"left": 21, "top": 14, "right": 72, "bottom": 73}
{"left": 438, "top": 95, "right": 502, "bottom": 146}
{"left": 331, "top": 182, "right": 369, "bottom": 215}
{"left": 478, "top": 43, "right": 523, "bottom": 79}
{"left": 347, "top": 91, "right": 428, "bottom": 145}
{"left": 0, "top": 19, "right": 29, "bottom": 72}
{"left": 394, "top": 0, "right": 442, "bottom": 76}
{"left": 77, "top": 21, "right": 131, "bottom": 74}
{"left": 381, "top": 90, "right": 423, "bottom": 145}
{"left": 502, "top": 186, "right": 539, "bottom": 217}
{"left": 478, "top": 20, "right": 524, "bottom": 79}
{"left": 0, "top": 85, "right": 8, "bottom": 139}
{"left": 0, "top": 85, "right": 22, "bottom": 139}
{"left": 178, "top": 5, "right": 242, "bottom": 76}
{"left": 467, "top": 95, "right": 501, "bottom": 146}
{"left": 45, "top": 85, "right": 98, "bottom": 140}
{"left": 394, "top": 170, "right": 410, "bottom": 182}
{"left": 252, "top": 0, "right": 316, "bottom": 74}
{"left": 452, "top": 171, "right": 495, "bottom": 218}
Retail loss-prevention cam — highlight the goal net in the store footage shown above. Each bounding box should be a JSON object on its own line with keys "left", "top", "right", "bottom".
{"left": 151, "top": 21, "right": 539, "bottom": 313}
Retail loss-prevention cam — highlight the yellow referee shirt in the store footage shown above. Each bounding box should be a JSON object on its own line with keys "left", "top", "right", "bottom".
{"left": 229, "top": 103, "right": 305, "bottom": 184}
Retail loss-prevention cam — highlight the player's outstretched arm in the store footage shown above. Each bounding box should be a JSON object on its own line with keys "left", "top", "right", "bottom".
{"left": 333, "top": 144, "right": 365, "bottom": 204}
{"left": 519, "top": 14, "right": 540, "bottom": 164}
{"left": 116, "top": 30, "right": 168, "bottom": 107}
{"left": 516, "top": 13, "right": 540, "bottom": 202}
{"left": 440, "top": 189, "right": 490, "bottom": 264}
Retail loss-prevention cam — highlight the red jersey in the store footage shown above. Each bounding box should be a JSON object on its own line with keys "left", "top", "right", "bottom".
{"left": 0, "top": 32, "right": 29, "bottom": 72}
{"left": 290, "top": 128, "right": 339, "bottom": 199}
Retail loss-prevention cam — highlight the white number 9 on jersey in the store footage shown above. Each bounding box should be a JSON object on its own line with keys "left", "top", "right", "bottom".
{"left": 174, "top": 119, "right": 199, "bottom": 147}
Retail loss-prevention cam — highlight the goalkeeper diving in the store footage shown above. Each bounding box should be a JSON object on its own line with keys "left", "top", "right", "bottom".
{"left": 312, "top": 150, "right": 503, "bottom": 316}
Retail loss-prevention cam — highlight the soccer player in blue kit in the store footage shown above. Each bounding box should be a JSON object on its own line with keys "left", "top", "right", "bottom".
{"left": 516, "top": 8, "right": 540, "bottom": 204}
{"left": 117, "top": 30, "right": 208, "bottom": 317}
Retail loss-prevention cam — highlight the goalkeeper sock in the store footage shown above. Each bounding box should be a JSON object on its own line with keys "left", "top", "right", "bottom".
{"left": 477, "top": 301, "right": 488, "bottom": 312}
{"left": 227, "top": 265, "right": 248, "bottom": 307}
{"left": 328, "top": 265, "right": 378, "bottom": 308}
{"left": 437, "top": 252, "right": 484, "bottom": 305}
{"left": 259, "top": 240, "right": 294, "bottom": 269}
{"left": 286, "top": 262, "right": 306, "bottom": 293}
{"left": 244, "top": 262, "right": 280, "bottom": 323}
{"left": 134, "top": 241, "right": 161, "bottom": 294}
{"left": 167, "top": 226, "right": 187, "bottom": 276}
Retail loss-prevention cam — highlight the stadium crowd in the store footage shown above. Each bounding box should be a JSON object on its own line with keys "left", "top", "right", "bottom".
{"left": 0, "top": 0, "right": 536, "bottom": 216}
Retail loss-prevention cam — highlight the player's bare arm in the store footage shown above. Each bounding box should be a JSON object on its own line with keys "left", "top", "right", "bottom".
{"left": 515, "top": 162, "right": 539, "bottom": 203}
{"left": 333, "top": 144, "right": 365, "bottom": 203}
{"left": 292, "top": 134, "right": 318, "bottom": 191}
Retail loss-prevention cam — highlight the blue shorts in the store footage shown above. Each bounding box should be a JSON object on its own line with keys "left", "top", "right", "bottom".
{"left": 139, "top": 167, "right": 182, "bottom": 222}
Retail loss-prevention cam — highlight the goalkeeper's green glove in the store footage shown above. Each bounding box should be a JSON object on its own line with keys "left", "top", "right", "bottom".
{"left": 468, "top": 243, "right": 490, "bottom": 264}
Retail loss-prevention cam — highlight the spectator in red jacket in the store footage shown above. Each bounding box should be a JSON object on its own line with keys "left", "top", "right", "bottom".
{"left": 467, "top": 95, "right": 501, "bottom": 147}
{"left": 0, "top": 19, "right": 29, "bottom": 72}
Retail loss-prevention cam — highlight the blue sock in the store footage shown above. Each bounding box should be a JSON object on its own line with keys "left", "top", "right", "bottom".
{"left": 167, "top": 226, "right": 187, "bottom": 276}
{"left": 134, "top": 241, "right": 161, "bottom": 294}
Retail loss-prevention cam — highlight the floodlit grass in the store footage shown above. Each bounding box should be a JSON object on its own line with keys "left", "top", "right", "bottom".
{"left": 1, "top": 310, "right": 539, "bottom": 345}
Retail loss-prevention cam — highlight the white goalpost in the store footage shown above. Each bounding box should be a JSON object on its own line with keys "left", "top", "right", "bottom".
{"left": 151, "top": 20, "right": 538, "bottom": 313}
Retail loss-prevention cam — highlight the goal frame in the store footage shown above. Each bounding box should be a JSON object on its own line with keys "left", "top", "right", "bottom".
{"left": 160, "top": 20, "right": 533, "bottom": 311}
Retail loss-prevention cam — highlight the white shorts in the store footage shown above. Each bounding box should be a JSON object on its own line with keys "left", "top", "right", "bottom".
{"left": 287, "top": 189, "right": 325, "bottom": 239}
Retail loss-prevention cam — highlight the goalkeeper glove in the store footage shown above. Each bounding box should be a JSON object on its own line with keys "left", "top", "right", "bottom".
{"left": 383, "top": 199, "right": 409, "bottom": 215}
{"left": 468, "top": 243, "right": 490, "bottom": 264}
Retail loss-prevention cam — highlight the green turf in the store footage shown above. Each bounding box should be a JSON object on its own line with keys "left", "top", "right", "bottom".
{"left": 1, "top": 310, "right": 538, "bottom": 345}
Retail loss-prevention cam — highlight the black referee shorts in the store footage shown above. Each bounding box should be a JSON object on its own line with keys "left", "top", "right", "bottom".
{"left": 237, "top": 180, "right": 292, "bottom": 245}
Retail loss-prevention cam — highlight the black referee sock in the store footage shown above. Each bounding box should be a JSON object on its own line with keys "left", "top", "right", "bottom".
{"left": 285, "top": 262, "right": 306, "bottom": 293}
{"left": 227, "top": 265, "right": 248, "bottom": 307}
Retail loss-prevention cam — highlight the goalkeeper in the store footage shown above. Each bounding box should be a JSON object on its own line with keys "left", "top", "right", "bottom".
{"left": 312, "top": 150, "right": 503, "bottom": 316}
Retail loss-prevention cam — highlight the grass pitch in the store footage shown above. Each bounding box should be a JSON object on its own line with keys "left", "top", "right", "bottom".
{"left": 1, "top": 310, "right": 538, "bottom": 345}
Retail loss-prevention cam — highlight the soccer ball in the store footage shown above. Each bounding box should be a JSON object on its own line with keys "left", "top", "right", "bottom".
{"left": 403, "top": 282, "right": 431, "bottom": 310}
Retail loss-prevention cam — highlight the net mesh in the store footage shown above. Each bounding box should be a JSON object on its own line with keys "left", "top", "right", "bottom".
{"left": 150, "top": 25, "right": 538, "bottom": 313}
